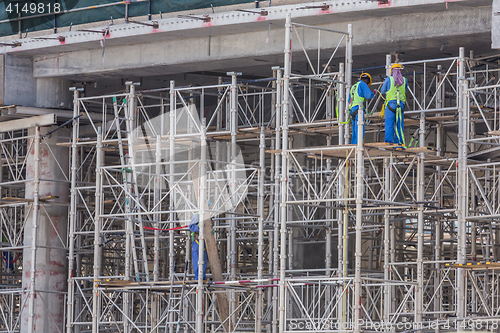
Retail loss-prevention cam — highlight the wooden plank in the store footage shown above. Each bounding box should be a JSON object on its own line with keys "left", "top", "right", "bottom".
{"left": 449, "top": 262, "right": 500, "bottom": 270}
{"left": 190, "top": 162, "right": 231, "bottom": 332}
{"left": 0, "top": 113, "right": 57, "bottom": 132}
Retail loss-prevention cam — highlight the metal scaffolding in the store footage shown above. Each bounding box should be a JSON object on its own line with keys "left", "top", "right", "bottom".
{"left": 1, "top": 14, "right": 500, "bottom": 333}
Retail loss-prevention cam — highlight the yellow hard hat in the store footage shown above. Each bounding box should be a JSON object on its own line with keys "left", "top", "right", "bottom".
{"left": 360, "top": 73, "right": 372, "bottom": 86}
{"left": 391, "top": 63, "right": 403, "bottom": 72}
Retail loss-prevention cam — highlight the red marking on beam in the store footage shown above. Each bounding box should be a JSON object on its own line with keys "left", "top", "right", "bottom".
{"left": 378, "top": 1, "right": 391, "bottom": 8}
{"left": 257, "top": 16, "right": 267, "bottom": 21}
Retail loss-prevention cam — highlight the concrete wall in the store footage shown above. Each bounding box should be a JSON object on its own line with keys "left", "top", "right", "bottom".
{"left": 1, "top": 54, "right": 72, "bottom": 108}
{"left": 3, "top": 55, "right": 36, "bottom": 106}
{"left": 36, "top": 78, "right": 72, "bottom": 109}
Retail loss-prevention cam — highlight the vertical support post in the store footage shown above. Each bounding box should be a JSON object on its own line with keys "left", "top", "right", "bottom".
{"left": 344, "top": 25, "right": 353, "bottom": 144}
{"left": 353, "top": 77, "right": 363, "bottom": 333}
{"left": 92, "top": 127, "right": 103, "bottom": 333}
{"left": 228, "top": 71, "right": 239, "bottom": 326}
{"left": 196, "top": 119, "right": 207, "bottom": 333}
{"left": 383, "top": 55, "right": 392, "bottom": 324}
{"left": 168, "top": 81, "right": 176, "bottom": 333}
{"left": 434, "top": 65, "right": 444, "bottom": 323}
{"left": 325, "top": 135, "right": 332, "bottom": 274}
{"left": 67, "top": 88, "right": 80, "bottom": 333}
{"left": 383, "top": 157, "right": 391, "bottom": 323}
{"left": 279, "top": 13, "right": 292, "bottom": 333}
{"left": 27, "top": 127, "right": 40, "bottom": 333}
{"left": 337, "top": 62, "right": 346, "bottom": 326}
{"left": 256, "top": 127, "right": 266, "bottom": 333}
{"left": 416, "top": 53, "right": 427, "bottom": 323}
{"left": 416, "top": 149, "right": 424, "bottom": 323}
{"left": 273, "top": 67, "right": 282, "bottom": 333}
{"left": 457, "top": 47, "right": 467, "bottom": 320}
{"left": 152, "top": 134, "right": 161, "bottom": 333}
{"left": 338, "top": 63, "right": 345, "bottom": 144}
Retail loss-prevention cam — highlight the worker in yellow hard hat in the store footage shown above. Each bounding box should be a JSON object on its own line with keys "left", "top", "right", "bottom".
{"left": 380, "top": 63, "right": 408, "bottom": 145}
{"left": 348, "top": 72, "right": 375, "bottom": 144}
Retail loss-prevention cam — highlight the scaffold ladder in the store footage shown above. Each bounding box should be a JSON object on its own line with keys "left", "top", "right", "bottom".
{"left": 479, "top": 224, "right": 497, "bottom": 262}
{"left": 165, "top": 260, "right": 189, "bottom": 332}
{"left": 113, "top": 96, "right": 150, "bottom": 282}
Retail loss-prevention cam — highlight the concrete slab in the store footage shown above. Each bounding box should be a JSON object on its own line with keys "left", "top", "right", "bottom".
{"left": 29, "top": 4, "right": 492, "bottom": 80}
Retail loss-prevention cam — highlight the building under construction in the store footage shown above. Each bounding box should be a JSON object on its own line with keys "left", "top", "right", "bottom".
{"left": 0, "top": 0, "right": 499, "bottom": 332}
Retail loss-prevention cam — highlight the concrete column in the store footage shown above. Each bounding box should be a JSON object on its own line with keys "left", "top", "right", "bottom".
{"left": 22, "top": 125, "right": 69, "bottom": 333}
{"left": 36, "top": 78, "right": 72, "bottom": 109}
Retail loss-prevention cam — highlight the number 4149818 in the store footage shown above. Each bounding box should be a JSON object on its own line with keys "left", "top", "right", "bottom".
{"left": 6, "top": 2, "right": 61, "bottom": 14}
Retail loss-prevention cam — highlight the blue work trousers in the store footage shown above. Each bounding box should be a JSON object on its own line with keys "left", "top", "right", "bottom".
{"left": 384, "top": 101, "right": 405, "bottom": 144}
{"left": 192, "top": 241, "right": 208, "bottom": 281}
{"left": 350, "top": 109, "right": 365, "bottom": 145}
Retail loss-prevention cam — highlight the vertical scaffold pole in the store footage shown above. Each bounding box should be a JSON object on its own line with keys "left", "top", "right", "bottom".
{"left": 434, "top": 65, "right": 444, "bottom": 324}
{"left": 256, "top": 126, "right": 266, "bottom": 333}
{"left": 345, "top": 25, "right": 353, "bottom": 144}
{"left": 152, "top": 134, "right": 161, "bottom": 333}
{"left": 416, "top": 54, "right": 427, "bottom": 323}
{"left": 27, "top": 127, "right": 40, "bottom": 333}
{"left": 67, "top": 88, "right": 80, "bottom": 333}
{"left": 353, "top": 56, "right": 363, "bottom": 333}
{"left": 416, "top": 127, "right": 425, "bottom": 323}
{"left": 169, "top": 80, "right": 176, "bottom": 333}
{"left": 337, "top": 62, "right": 346, "bottom": 326}
{"left": 273, "top": 67, "right": 282, "bottom": 333}
{"left": 196, "top": 119, "right": 207, "bottom": 333}
{"left": 92, "top": 127, "right": 103, "bottom": 333}
{"left": 229, "top": 71, "right": 239, "bottom": 326}
{"left": 456, "top": 46, "right": 467, "bottom": 320}
{"left": 279, "top": 13, "right": 292, "bottom": 333}
{"left": 383, "top": 54, "right": 391, "bottom": 324}
{"left": 353, "top": 23, "right": 363, "bottom": 333}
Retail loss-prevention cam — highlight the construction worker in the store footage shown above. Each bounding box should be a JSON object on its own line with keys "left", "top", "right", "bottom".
{"left": 381, "top": 63, "right": 408, "bottom": 145}
{"left": 348, "top": 73, "right": 375, "bottom": 144}
{"left": 189, "top": 213, "right": 208, "bottom": 281}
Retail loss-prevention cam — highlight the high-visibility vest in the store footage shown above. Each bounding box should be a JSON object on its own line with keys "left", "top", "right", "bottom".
{"left": 385, "top": 76, "right": 407, "bottom": 103}
{"left": 349, "top": 81, "right": 364, "bottom": 110}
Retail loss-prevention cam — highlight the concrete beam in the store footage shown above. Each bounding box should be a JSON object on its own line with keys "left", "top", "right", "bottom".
{"left": 30, "top": 4, "right": 491, "bottom": 79}
{"left": 2, "top": 0, "right": 490, "bottom": 56}
{"left": 0, "top": 113, "right": 57, "bottom": 132}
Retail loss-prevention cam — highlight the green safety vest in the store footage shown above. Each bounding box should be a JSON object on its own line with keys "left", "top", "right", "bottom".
{"left": 384, "top": 76, "right": 407, "bottom": 146}
{"left": 385, "top": 76, "right": 407, "bottom": 104}
{"left": 349, "top": 81, "right": 365, "bottom": 110}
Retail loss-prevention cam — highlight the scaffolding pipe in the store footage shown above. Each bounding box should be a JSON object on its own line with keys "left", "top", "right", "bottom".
{"left": 169, "top": 80, "right": 176, "bottom": 333}
{"left": 92, "top": 127, "right": 102, "bottom": 333}
{"left": 66, "top": 89, "right": 79, "bottom": 333}
{"left": 229, "top": 72, "right": 239, "bottom": 326}
{"left": 27, "top": 127, "right": 40, "bottom": 333}
{"left": 256, "top": 126, "right": 265, "bottom": 333}
{"left": 354, "top": 54, "right": 363, "bottom": 333}
{"left": 196, "top": 119, "right": 207, "bottom": 333}
{"left": 272, "top": 68, "right": 282, "bottom": 333}
{"left": 457, "top": 47, "right": 467, "bottom": 320}
{"left": 278, "top": 13, "right": 292, "bottom": 333}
